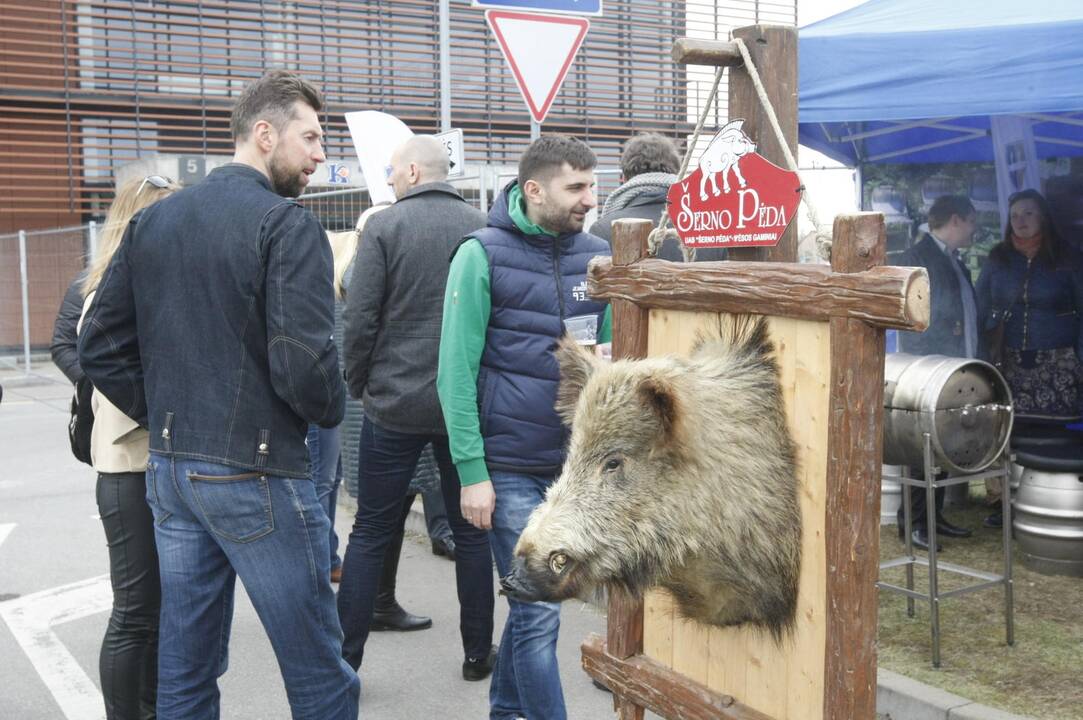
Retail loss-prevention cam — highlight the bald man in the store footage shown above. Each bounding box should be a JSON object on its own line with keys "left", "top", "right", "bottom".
{"left": 338, "top": 135, "right": 496, "bottom": 680}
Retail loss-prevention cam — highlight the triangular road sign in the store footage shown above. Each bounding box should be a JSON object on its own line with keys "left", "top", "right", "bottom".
{"left": 485, "top": 10, "right": 589, "bottom": 124}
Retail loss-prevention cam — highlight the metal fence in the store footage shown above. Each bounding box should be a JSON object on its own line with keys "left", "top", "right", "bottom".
{"left": 0, "top": 166, "right": 623, "bottom": 373}
{"left": 0, "top": 224, "right": 95, "bottom": 370}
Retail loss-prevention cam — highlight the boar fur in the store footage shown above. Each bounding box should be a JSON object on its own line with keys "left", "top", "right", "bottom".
{"left": 510, "top": 316, "right": 801, "bottom": 640}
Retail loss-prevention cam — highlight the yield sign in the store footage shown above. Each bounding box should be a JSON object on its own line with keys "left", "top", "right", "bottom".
{"left": 485, "top": 10, "right": 589, "bottom": 124}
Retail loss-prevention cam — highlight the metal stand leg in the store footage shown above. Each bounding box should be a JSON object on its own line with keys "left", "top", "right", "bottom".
{"left": 902, "top": 467, "right": 915, "bottom": 617}
{"left": 1001, "top": 457, "right": 1014, "bottom": 646}
{"left": 924, "top": 433, "right": 941, "bottom": 668}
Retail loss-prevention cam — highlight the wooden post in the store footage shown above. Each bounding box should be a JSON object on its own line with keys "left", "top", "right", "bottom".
{"left": 610, "top": 219, "right": 651, "bottom": 362}
{"left": 726, "top": 25, "right": 798, "bottom": 263}
{"left": 823, "top": 212, "right": 887, "bottom": 720}
{"left": 607, "top": 217, "right": 652, "bottom": 720}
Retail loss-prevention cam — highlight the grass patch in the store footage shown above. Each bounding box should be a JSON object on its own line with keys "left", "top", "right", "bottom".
{"left": 878, "top": 492, "right": 1083, "bottom": 719}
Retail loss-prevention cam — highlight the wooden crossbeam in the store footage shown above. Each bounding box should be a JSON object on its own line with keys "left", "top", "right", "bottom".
{"left": 582, "top": 635, "right": 774, "bottom": 720}
{"left": 587, "top": 256, "right": 929, "bottom": 331}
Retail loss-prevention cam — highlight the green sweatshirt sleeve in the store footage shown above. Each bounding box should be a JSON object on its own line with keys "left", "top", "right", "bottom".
{"left": 437, "top": 239, "right": 492, "bottom": 487}
{"left": 599, "top": 305, "right": 612, "bottom": 344}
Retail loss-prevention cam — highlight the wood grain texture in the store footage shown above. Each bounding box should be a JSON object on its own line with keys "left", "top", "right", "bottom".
{"left": 642, "top": 311, "right": 829, "bottom": 720}
{"left": 822, "top": 214, "right": 887, "bottom": 720}
{"left": 588, "top": 256, "right": 929, "bottom": 331}
{"left": 671, "top": 37, "right": 743, "bottom": 67}
{"left": 726, "top": 25, "right": 798, "bottom": 263}
{"left": 606, "top": 218, "right": 651, "bottom": 720}
{"left": 610, "top": 219, "right": 652, "bottom": 362}
{"left": 582, "top": 635, "right": 775, "bottom": 720}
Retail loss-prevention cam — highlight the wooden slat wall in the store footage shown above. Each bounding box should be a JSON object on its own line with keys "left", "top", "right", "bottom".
{"left": 642, "top": 309, "right": 830, "bottom": 720}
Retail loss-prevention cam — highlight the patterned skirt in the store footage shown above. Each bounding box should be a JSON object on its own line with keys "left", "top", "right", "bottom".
{"left": 1002, "top": 346, "right": 1083, "bottom": 419}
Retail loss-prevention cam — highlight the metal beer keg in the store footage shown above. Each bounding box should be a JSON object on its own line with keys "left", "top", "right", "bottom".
{"left": 883, "top": 353, "right": 1013, "bottom": 474}
{"left": 1013, "top": 448, "right": 1083, "bottom": 577}
{"left": 881, "top": 465, "right": 904, "bottom": 524}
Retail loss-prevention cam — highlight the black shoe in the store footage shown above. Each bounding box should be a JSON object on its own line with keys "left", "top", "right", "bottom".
{"left": 370, "top": 603, "right": 433, "bottom": 632}
{"left": 906, "top": 526, "right": 941, "bottom": 552}
{"left": 935, "top": 515, "right": 972, "bottom": 538}
{"left": 463, "top": 645, "right": 497, "bottom": 681}
{"left": 983, "top": 511, "right": 1004, "bottom": 529}
{"left": 431, "top": 536, "right": 456, "bottom": 562}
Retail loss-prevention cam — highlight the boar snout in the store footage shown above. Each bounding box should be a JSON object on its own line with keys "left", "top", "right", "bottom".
{"left": 499, "top": 551, "right": 575, "bottom": 603}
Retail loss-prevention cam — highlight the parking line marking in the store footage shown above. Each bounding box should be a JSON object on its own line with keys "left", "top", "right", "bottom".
{"left": 0, "top": 575, "right": 111, "bottom": 720}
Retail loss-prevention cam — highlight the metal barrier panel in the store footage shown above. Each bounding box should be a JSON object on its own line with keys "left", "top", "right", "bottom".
{"left": 0, "top": 225, "right": 88, "bottom": 360}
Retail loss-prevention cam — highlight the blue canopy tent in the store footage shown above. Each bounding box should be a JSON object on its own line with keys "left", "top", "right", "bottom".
{"left": 798, "top": 0, "right": 1083, "bottom": 166}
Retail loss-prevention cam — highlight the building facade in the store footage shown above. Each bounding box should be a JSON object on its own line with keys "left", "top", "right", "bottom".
{"left": 0, "top": 0, "right": 795, "bottom": 349}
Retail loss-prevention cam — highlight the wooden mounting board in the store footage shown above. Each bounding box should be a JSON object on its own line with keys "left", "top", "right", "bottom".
{"left": 641, "top": 309, "right": 830, "bottom": 720}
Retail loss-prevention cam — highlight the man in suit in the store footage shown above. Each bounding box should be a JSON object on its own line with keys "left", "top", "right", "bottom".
{"left": 894, "top": 194, "right": 980, "bottom": 550}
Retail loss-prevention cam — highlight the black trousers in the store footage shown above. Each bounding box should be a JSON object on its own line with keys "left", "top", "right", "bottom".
{"left": 96, "top": 471, "right": 161, "bottom": 720}
{"left": 338, "top": 418, "right": 494, "bottom": 670}
{"left": 896, "top": 470, "right": 946, "bottom": 529}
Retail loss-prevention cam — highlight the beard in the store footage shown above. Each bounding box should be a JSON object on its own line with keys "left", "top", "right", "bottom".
{"left": 269, "top": 152, "right": 306, "bottom": 198}
{"left": 537, "top": 203, "right": 587, "bottom": 235}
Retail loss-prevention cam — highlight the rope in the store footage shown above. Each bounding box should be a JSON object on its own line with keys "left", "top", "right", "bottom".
{"left": 732, "top": 37, "right": 830, "bottom": 259}
{"left": 650, "top": 38, "right": 831, "bottom": 263}
{"left": 649, "top": 64, "right": 726, "bottom": 261}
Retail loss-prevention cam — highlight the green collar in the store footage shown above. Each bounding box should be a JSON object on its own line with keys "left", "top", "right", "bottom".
{"left": 508, "top": 184, "right": 557, "bottom": 238}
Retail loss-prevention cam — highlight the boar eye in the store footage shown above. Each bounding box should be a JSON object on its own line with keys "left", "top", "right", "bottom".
{"left": 603, "top": 457, "right": 622, "bottom": 472}
{"left": 549, "top": 552, "right": 568, "bottom": 574}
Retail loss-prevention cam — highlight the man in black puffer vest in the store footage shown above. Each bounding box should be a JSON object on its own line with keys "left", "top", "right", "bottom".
{"left": 437, "top": 135, "right": 611, "bottom": 720}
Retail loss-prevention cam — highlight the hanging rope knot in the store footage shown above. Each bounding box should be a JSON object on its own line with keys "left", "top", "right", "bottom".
{"left": 647, "top": 226, "right": 681, "bottom": 257}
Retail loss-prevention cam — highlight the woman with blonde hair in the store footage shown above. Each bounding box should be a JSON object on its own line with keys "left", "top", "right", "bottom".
{"left": 79, "top": 174, "right": 179, "bottom": 719}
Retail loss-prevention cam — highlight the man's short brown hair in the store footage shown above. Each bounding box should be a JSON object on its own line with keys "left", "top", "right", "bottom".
{"left": 230, "top": 70, "right": 323, "bottom": 142}
{"left": 927, "top": 195, "right": 975, "bottom": 230}
{"left": 518, "top": 135, "right": 596, "bottom": 188}
{"left": 621, "top": 133, "right": 680, "bottom": 179}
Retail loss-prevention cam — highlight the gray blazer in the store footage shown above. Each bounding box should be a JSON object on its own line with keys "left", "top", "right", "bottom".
{"left": 342, "top": 182, "right": 486, "bottom": 435}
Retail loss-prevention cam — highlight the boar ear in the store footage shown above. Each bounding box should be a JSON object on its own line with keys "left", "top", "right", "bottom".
{"left": 554, "top": 335, "right": 598, "bottom": 424}
{"left": 637, "top": 374, "right": 681, "bottom": 442}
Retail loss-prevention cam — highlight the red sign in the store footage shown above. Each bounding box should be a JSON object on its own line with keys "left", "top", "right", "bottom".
{"left": 667, "top": 120, "right": 801, "bottom": 249}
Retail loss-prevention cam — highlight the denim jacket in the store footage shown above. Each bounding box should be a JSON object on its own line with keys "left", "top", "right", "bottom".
{"left": 975, "top": 245, "right": 1083, "bottom": 360}
{"left": 78, "top": 164, "right": 345, "bottom": 478}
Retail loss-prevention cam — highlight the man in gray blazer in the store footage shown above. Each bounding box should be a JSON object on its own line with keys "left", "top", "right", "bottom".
{"left": 338, "top": 135, "right": 495, "bottom": 680}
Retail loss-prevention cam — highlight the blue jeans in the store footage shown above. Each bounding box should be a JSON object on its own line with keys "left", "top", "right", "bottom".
{"left": 488, "top": 471, "right": 565, "bottom": 720}
{"left": 337, "top": 416, "right": 494, "bottom": 670}
{"left": 308, "top": 423, "right": 344, "bottom": 571}
{"left": 146, "top": 453, "right": 359, "bottom": 720}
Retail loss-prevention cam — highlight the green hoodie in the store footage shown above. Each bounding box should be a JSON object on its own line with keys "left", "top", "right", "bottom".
{"left": 436, "top": 185, "right": 611, "bottom": 487}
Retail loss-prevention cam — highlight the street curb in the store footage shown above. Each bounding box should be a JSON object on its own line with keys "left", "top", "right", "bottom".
{"left": 340, "top": 497, "right": 1033, "bottom": 720}
{"left": 876, "top": 668, "right": 1032, "bottom": 720}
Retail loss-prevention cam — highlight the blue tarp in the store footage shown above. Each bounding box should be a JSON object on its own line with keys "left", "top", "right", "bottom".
{"left": 798, "top": 0, "right": 1083, "bottom": 165}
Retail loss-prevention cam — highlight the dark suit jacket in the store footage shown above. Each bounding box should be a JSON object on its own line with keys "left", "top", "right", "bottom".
{"left": 590, "top": 190, "right": 727, "bottom": 262}
{"left": 894, "top": 234, "right": 978, "bottom": 358}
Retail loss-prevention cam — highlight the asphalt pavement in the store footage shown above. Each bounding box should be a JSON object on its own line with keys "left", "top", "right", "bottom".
{"left": 0, "top": 363, "right": 615, "bottom": 720}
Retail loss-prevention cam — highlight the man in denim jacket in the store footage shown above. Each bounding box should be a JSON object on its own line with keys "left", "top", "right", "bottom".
{"left": 79, "top": 71, "right": 359, "bottom": 720}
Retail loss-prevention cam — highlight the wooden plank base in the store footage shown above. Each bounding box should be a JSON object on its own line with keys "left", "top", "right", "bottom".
{"left": 582, "top": 634, "right": 775, "bottom": 720}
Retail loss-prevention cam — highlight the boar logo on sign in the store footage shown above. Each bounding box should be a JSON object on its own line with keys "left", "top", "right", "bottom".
{"left": 697, "top": 119, "right": 756, "bottom": 199}
{"left": 668, "top": 120, "right": 801, "bottom": 249}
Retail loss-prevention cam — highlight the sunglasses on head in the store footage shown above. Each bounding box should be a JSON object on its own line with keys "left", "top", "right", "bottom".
{"left": 137, "top": 175, "right": 173, "bottom": 195}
